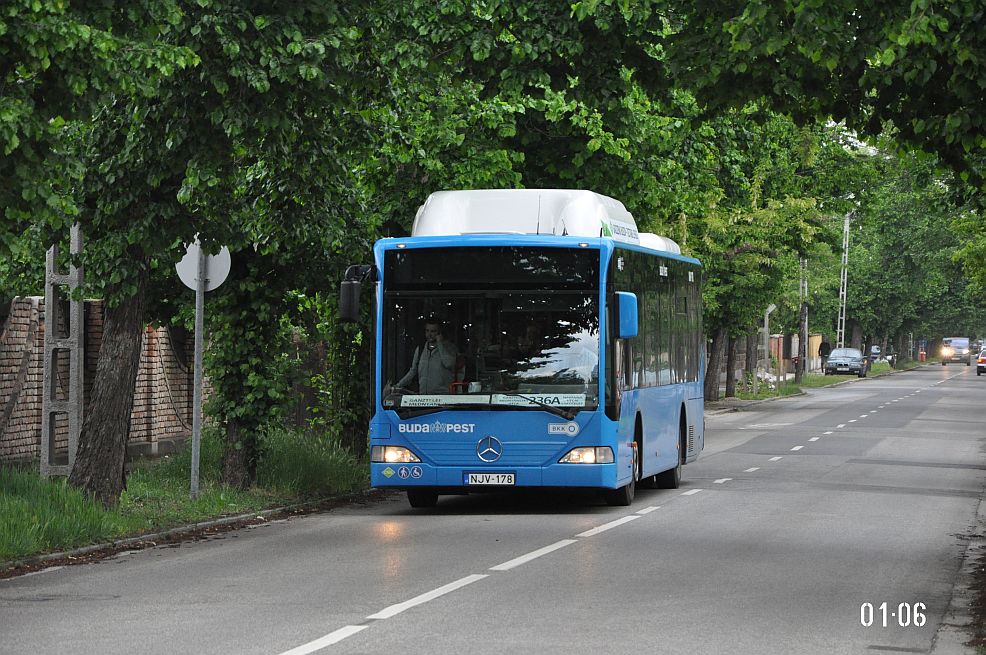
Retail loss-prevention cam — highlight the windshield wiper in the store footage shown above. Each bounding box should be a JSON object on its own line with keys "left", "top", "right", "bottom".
{"left": 494, "top": 392, "right": 579, "bottom": 420}
{"left": 395, "top": 407, "right": 445, "bottom": 419}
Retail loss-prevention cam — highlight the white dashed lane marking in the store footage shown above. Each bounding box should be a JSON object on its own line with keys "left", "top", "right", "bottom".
{"left": 367, "top": 574, "right": 488, "bottom": 620}
{"left": 278, "top": 626, "right": 368, "bottom": 655}
{"left": 489, "top": 540, "right": 577, "bottom": 571}
{"left": 576, "top": 516, "right": 641, "bottom": 537}
{"left": 744, "top": 467, "right": 760, "bottom": 473}
{"left": 790, "top": 446, "right": 803, "bottom": 451}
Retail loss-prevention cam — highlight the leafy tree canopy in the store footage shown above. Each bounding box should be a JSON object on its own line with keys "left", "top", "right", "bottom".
{"left": 659, "top": 0, "right": 986, "bottom": 189}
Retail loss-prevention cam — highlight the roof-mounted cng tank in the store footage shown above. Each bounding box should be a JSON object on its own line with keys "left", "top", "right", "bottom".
{"left": 410, "top": 189, "right": 681, "bottom": 255}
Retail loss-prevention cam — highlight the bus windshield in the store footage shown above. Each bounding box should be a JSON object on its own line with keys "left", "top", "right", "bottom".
{"left": 381, "top": 247, "right": 600, "bottom": 415}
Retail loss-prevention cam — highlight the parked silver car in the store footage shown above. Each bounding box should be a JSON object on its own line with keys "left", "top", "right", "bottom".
{"left": 824, "top": 347, "right": 869, "bottom": 378}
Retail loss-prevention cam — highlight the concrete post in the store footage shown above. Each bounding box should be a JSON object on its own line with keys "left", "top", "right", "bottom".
{"left": 41, "top": 225, "right": 84, "bottom": 477}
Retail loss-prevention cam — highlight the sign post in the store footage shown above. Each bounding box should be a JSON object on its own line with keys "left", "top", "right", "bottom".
{"left": 176, "top": 242, "right": 231, "bottom": 499}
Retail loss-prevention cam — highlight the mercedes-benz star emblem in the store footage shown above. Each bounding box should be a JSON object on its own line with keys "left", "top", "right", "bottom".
{"left": 476, "top": 436, "right": 503, "bottom": 463}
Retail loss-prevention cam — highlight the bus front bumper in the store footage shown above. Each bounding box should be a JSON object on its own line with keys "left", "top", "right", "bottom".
{"left": 370, "top": 462, "right": 621, "bottom": 489}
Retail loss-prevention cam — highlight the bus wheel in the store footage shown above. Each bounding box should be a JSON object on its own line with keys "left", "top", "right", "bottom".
{"left": 605, "top": 443, "right": 637, "bottom": 506}
{"left": 655, "top": 419, "right": 685, "bottom": 489}
{"left": 407, "top": 489, "right": 439, "bottom": 508}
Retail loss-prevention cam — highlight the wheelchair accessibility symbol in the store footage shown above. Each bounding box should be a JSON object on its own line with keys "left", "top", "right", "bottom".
{"left": 410, "top": 466, "right": 423, "bottom": 479}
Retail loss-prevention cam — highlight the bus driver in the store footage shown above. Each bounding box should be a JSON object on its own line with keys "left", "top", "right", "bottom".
{"left": 396, "top": 320, "right": 458, "bottom": 394}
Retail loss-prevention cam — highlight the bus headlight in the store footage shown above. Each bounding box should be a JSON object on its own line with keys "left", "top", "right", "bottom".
{"left": 371, "top": 446, "right": 421, "bottom": 463}
{"left": 559, "top": 447, "right": 614, "bottom": 464}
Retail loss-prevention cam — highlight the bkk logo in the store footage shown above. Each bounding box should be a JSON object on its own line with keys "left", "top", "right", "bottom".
{"left": 397, "top": 420, "right": 476, "bottom": 434}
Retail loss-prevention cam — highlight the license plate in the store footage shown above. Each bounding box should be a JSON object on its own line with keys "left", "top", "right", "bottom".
{"left": 837, "top": 366, "right": 849, "bottom": 371}
{"left": 465, "top": 472, "right": 515, "bottom": 486}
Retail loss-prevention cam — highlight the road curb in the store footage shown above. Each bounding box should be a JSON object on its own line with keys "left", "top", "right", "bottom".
{"left": 705, "top": 391, "right": 806, "bottom": 415}
{"left": 932, "top": 493, "right": 985, "bottom": 654}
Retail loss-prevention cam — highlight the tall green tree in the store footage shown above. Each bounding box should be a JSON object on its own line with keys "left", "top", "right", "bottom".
{"left": 66, "top": 1, "right": 382, "bottom": 502}
{"left": 0, "top": 0, "right": 197, "bottom": 257}
{"left": 660, "top": 0, "right": 986, "bottom": 190}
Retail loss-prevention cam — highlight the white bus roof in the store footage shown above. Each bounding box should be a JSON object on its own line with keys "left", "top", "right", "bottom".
{"left": 411, "top": 189, "right": 681, "bottom": 254}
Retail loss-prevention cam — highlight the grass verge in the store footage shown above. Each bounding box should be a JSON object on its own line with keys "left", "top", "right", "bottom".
{"left": 1, "top": 425, "right": 367, "bottom": 564}
{"left": 731, "top": 359, "right": 918, "bottom": 400}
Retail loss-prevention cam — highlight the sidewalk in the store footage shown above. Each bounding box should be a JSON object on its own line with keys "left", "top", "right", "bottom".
{"left": 704, "top": 397, "right": 775, "bottom": 415}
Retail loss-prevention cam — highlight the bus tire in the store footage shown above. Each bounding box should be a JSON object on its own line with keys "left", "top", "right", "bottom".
{"left": 407, "top": 489, "right": 439, "bottom": 508}
{"left": 605, "top": 442, "right": 637, "bottom": 506}
{"left": 634, "top": 417, "right": 658, "bottom": 489}
{"left": 654, "top": 417, "right": 685, "bottom": 489}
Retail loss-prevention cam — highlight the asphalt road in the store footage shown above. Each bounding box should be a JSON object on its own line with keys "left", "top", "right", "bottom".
{"left": 2, "top": 365, "right": 984, "bottom": 655}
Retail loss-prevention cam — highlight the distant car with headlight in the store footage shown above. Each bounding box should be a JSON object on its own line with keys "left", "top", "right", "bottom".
{"left": 940, "top": 337, "right": 972, "bottom": 366}
{"left": 976, "top": 349, "right": 985, "bottom": 376}
{"left": 824, "top": 347, "right": 869, "bottom": 377}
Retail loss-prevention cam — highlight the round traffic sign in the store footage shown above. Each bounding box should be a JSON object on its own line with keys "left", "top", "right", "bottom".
{"left": 176, "top": 243, "right": 231, "bottom": 292}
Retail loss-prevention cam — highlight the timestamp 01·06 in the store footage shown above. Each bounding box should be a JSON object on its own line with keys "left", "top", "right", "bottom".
{"left": 860, "top": 602, "right": 927, "bottom": 627}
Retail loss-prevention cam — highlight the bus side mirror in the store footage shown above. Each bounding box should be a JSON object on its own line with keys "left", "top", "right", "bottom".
{"left": 339, "top": 279, "right": 361, "bottom": 323}
{"left": 616, "top": 291, "right": 638, "bottom": 339}
{"left": 339, "top": 265, "right": 377, "bottom": 324}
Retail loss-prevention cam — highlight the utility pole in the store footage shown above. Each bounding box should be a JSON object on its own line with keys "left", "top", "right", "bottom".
{"left": 796, "top": 257, "right": 808, "bottom": 383}
{"left": 836, "top": 213, "right": 850, "bottom": 348}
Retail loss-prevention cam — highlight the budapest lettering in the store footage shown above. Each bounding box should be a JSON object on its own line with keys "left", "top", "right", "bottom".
{"left": 397, "top": 421, "right": 477, "bottom": 434}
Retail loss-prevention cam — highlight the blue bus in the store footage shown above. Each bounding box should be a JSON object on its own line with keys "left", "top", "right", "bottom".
{"left": 341, "top": 190, "right": 704, "bottom": 508}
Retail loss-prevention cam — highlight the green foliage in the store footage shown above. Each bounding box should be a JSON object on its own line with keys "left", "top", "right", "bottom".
{"left": 257, "top": 424, "right": 367, "bottom": 497}
{"left": 844, "top": 142, "right": 984, "bottom": 340}
{"left": 0, "top": 425, "right": 365, "bottom": 562}
{"left": 0, "top": 0, "right": 197, "bottom": 259}
{"left": 0, "top": 466, "right": 115, "bottom": 561}
{"left": 661, "top": 0, "right": 986, "bottom": 190}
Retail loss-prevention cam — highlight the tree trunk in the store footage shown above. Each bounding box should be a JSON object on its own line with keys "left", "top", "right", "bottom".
{"left": 222, "top": 418, "right": 256, "bottom": 488}
{"left": 725, "top": 335, "right": 738, "bottom": 398}
{"left": 745, "top": 328, "right": 757, "bottom": 389}
{"left": 704, "top": 327, "right": 726, "bottom": 401}
{"left": 68, "top": 254, "right": 148, "bottom": 507}
{"left": 795, "top": 301, "right": 808, "bottom": 383}
{"left": 850, "top": 322, "right": 863, "bottom": 349}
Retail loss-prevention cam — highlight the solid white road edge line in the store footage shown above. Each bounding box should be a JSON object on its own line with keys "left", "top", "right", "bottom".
{"left": 576, "top": 515, "right": 641, "bottom": 537}
{"left": 277, "top": 626, "right": 367, "bottom": 655}
{"left": 489, "top": 540, "right": 577, "bottom": 571}
{"left": 367, "top": 574, "right": 488, "bottom": 620}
